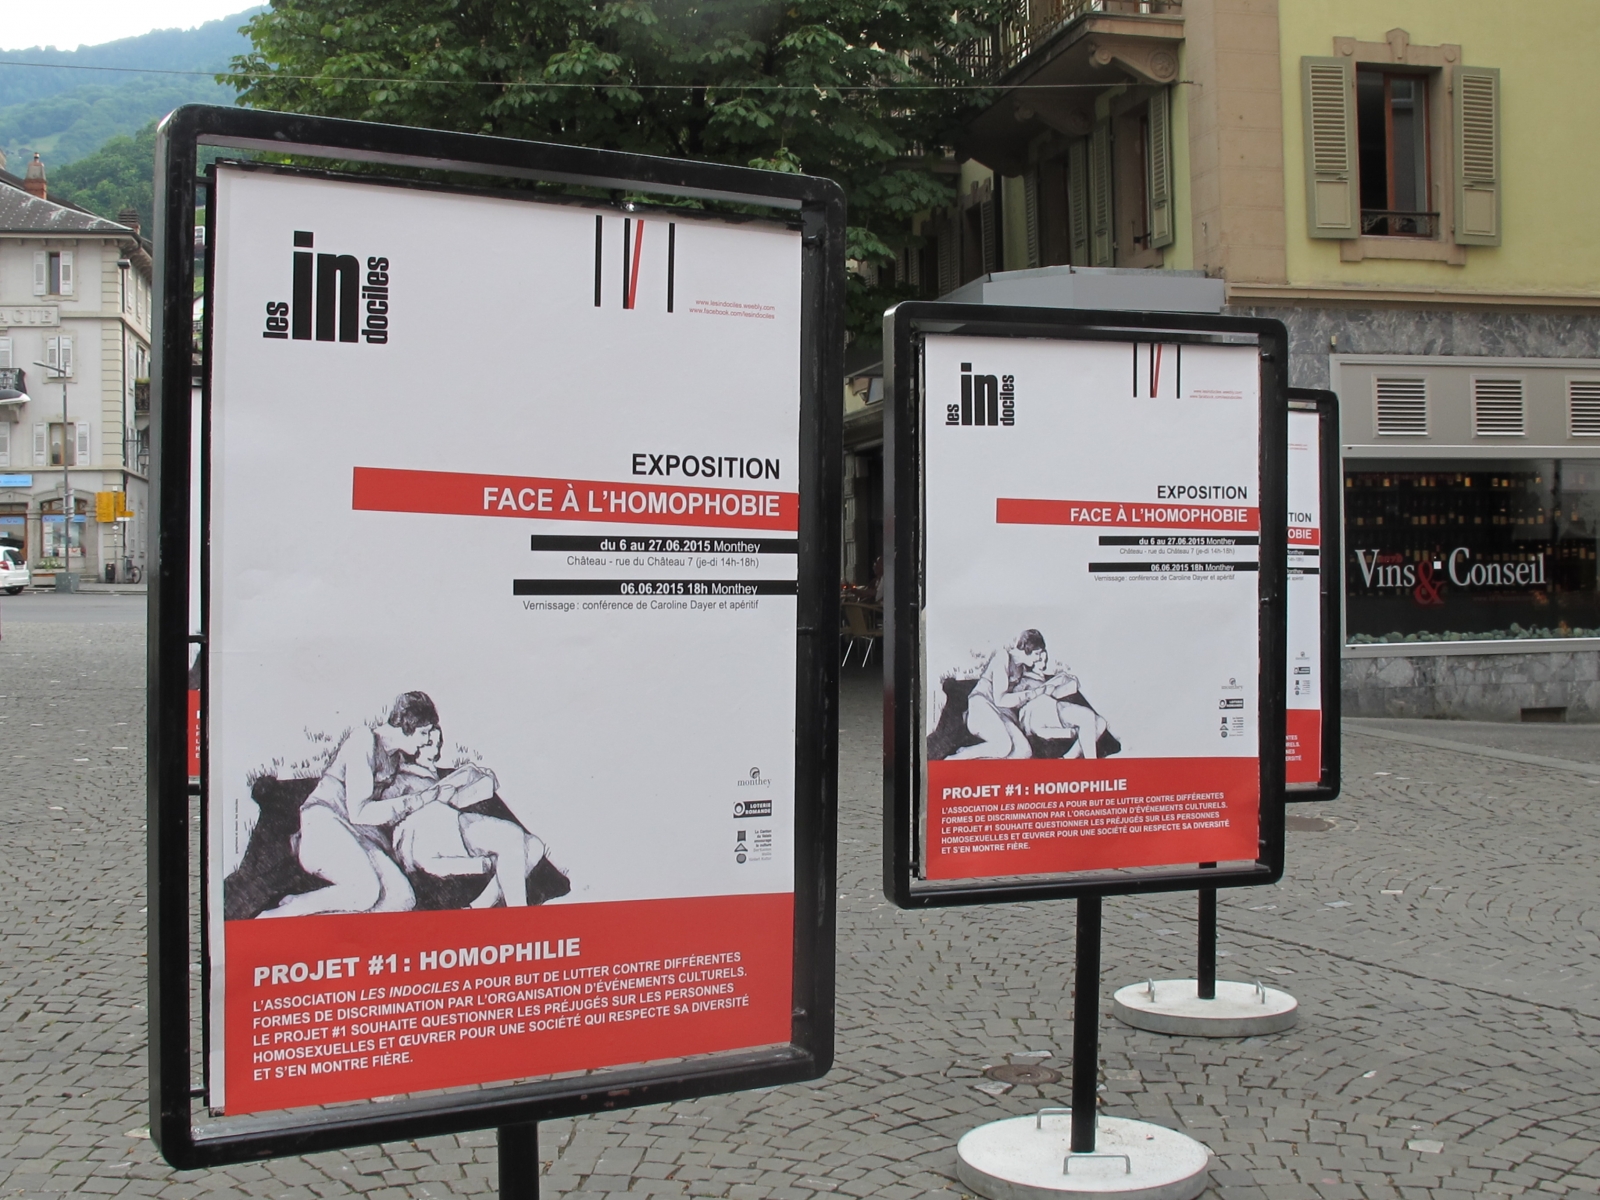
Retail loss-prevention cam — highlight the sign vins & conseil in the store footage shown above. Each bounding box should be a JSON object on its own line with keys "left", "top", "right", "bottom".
{"left": 1354, "top": 546, "right": 1549, "bottom": 593}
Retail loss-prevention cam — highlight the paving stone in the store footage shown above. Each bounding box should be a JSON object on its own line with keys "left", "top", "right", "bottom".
{"left": 5, "top": 617, "right": 1600, "bottom": 1198}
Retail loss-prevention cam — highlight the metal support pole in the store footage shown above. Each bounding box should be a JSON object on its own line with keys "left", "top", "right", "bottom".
{"left": 498, "top": 1121, "right": 539, "bottom": 1200}
{"left": 1197, "top": 887, "right": 1217, "bottom": 1001}
{"left": 1071, "top": 895, "right": 1101, "bottom": 1154}
{"left": 61, "top": 374, "right": 71, "bottom": 573}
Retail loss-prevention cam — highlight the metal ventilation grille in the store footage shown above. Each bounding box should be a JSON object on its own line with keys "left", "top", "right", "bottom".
{"left": 1473, "top": 377, "right": 1525, "bottom": 436}
{"left": 1375, "top": 376, "right": 1427, "bottom": 436}
{"left": 1571, "top": 380, "right": 1600, "bottom": 436}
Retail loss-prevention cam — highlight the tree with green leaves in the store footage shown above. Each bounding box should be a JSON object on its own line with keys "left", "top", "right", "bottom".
{"left": 225, "top": 0, "right": 998, "bottom": 344}
{"left": 48, "top": 119, "right": 228, "bottom": 233}
{"left": 47, "top": 121, "right": 160, "bottom": 231}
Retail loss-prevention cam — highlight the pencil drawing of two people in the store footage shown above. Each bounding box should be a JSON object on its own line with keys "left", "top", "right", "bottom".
{"left": 225, "top": 691, "right": 568, "bottom": 919}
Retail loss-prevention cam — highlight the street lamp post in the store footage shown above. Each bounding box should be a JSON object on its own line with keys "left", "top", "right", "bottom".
{"left": 33, "top": 358, "right": 71, "bottom": 585}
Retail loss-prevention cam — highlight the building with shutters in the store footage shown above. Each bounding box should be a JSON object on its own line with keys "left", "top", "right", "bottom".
{"left": 0, "top": 153, "right": 154, "bottom": 584}
{"left": 839, "top": 1, "right": 1600, "bottom": 719}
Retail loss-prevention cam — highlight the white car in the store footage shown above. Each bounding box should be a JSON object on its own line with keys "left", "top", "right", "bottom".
{"left": 0, "top": 546, "right": 29, "bottom": 594}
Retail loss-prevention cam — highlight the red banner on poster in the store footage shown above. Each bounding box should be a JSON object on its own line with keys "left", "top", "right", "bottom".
{"left": 996, "top": 498, "right": 1259, "bottom": 532}
{"left": 188, "top": 689, "right": 201, "bottom": 779}
{"left": 352, "top": 467, "right": 798, "bottom": 532}
{"left": 1284, "top": 708, "right": 1321, "bottom": 786}
{"left": 924, "top": 757, "right": 1259, "bottom": 880}
{"left": 225, "top": 893, "right": 793, "bottom": 1114}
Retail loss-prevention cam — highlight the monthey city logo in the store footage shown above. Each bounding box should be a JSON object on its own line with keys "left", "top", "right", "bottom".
{"left": 262, "top": 231, "right": 390, "bottom": 345}
{"left": 947, "top": 362, "right": 1016, "bottom": 427}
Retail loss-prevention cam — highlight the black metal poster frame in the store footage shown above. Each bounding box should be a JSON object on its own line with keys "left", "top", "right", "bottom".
{"left": 881, "top": 302, "right": 1289, "bottom": 909}
{"left": 1286, "top": 387, "right": 1342, "bottom": 803}
{"left": 148, "top": 104, "right": 844, "bottom": 1169}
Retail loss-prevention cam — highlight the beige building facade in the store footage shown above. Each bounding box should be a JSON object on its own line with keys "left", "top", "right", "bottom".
{"left": 0, "top": 155, "right": 154, "bottom": 584}
{"left": 844, "top": 1, "right": 1600, "bottom": 716}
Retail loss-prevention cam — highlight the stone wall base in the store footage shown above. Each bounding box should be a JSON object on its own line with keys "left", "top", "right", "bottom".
{"left": 1341, "top": 650, "right": 1600, "bottom": 721}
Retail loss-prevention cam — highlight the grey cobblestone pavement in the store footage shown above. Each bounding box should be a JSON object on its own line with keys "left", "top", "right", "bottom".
{"left": 4, "top": 594, "right": 1600, "bottom": 1198}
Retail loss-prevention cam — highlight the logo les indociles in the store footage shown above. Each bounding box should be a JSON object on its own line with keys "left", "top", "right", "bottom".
{"left": 947, "top": 362, "right": 1016, "bottom": 427}
{"left": 262, "top": 231, "right": 390, "bottom": 345}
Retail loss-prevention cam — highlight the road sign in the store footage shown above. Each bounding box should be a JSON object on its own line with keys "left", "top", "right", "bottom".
{"left": 1285, "top": 388, "right": 1341, "bottom": 800}
{"left": 882, "top": 303, "right": 1288, "bottom": 907}
{"left": 149, "top": 104, "right": 843, "bottom": 1168}
{"left": 96, "top": 491, "right": 131, "bottom": 522}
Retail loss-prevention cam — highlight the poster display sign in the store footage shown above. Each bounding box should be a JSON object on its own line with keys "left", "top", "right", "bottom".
{"left": 149, "top": 106, "right": 842, "bottom": 1168}
{"left": 883, "top": 304, "right": 1288, "bottom": 907}
{"left": 1285, "top": 388, "right": 1341, "bottom": 800}
{"left": 207, "top": 162, "right": 802, "bottom": 1116}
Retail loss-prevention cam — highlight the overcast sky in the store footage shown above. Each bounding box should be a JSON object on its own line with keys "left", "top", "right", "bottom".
{"left": 2, "top": 0, "right": 250, "bottom": 52}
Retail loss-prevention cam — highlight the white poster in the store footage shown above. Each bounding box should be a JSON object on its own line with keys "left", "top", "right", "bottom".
{"left": 205, "top": 165, "right": 802, "bottom": 1114}
{"left": 1286, "top": 408, "right": 1323, "bottom": 784}
{"left": 920, "top": 334, "right": 1264, "bottom": 880}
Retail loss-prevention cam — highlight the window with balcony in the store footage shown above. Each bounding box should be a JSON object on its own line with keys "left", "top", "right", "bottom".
{"left": 1302, "top": 47, "right": 1500, "bottom": 249}
{"left": 1356, "top": 70, "right": 1432, "bottom": 237}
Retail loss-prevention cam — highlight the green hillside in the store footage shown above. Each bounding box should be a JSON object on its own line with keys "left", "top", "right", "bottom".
{"left": 45, "top": 122, "right": 160, "bottom": 230}
{"left": 0, "top": 78, "right": 231, "bottom": 168}
{"left": 0, "top": 10, "right": 257, "bottom": 169}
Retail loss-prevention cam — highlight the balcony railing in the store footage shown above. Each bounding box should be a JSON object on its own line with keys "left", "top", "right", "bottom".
{"left": 1361, "top": 210, "right": 1439, "bottom": 239}
{"left": 959, "top": 0, "right": 1182, "bottom": 82}
{"left": 133, "top": 379, "right": 150, "bottom": 413}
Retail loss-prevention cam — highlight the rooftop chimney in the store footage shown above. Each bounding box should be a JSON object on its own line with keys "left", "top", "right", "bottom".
{"left": 23, "top": 154, "right": 46, "bottom": 200}
{"left": 118, "top": 207, "right": 141, "bottom": 235}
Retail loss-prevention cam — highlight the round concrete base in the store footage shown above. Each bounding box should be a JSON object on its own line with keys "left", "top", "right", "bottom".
{"left": 956, "top": 1113, "right": 1210, "bottom": 1200}
{"left": 1111, "top": 979, "right": 1298, "bottom": 1038}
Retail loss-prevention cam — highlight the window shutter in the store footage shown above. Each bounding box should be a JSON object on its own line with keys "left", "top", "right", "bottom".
{"left": 1472, "top": 377, "right": 1524, "bottom": 436}
{"left": 1067, "top": 139, "right": 1090, "bottom": 265}
{"left": 1454, "top": 66, "right": 1501, "bottom": 246}
{"left": 1148, "top": 88, "right": 1174, "bottom": 250}
{"left": 34, "top": 423, "right": 47, "bottom": 466}
{"left": 1089, "top": 120, "right": 1114, "bottom": 267}
{"left": 1570, "top": 379, "right": 1600, "bottom": 436}
{"left": 1023, "top": 170, "right": 1041, "bottom": 268}
{"left": 979, "top": 196, "right": 997, "bottom": 274}
{"left": 937, "top": 217, "right": 957, "bottom": 296}
{"left": 75, "top": 421, "right": 91, "bottom": 464}
{"left": 0, "top": 337, "right": 11, "bottom": 368}
{"left": 0, "top": 423, "right": 9, "bottom": 468}
{"left": 58, "top": 250, "right": 74, "bottom": 296}
{"left": 33, "top": 252, "right": 48, "bottom": 296}
{"left": 1301, "top": 57, "right": 1359, "bottom": 239}
{"left": 1375, "top": 377, "right": 1428, "bottom": 435}
{"left": 46, "top": 336, "right": 73, "bottom": 376}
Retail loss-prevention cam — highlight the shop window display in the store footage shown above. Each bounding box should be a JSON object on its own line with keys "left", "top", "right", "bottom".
{"left": 1345, "top": 459, "right": 1600, "bottom": 642}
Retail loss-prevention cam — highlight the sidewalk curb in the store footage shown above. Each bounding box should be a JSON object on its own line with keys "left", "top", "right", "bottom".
{"left": 1344, "top": 720, "right": 1600, "bottom": 778}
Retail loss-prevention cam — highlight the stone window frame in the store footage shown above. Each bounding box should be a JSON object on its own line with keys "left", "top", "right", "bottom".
{"left": 1332, "top": 30, "right": 1467, "bottom": 266}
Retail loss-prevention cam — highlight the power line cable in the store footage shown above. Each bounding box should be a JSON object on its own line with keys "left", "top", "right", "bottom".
{"left": 0, "top": 58, "right": 1181, "bottom": 91}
